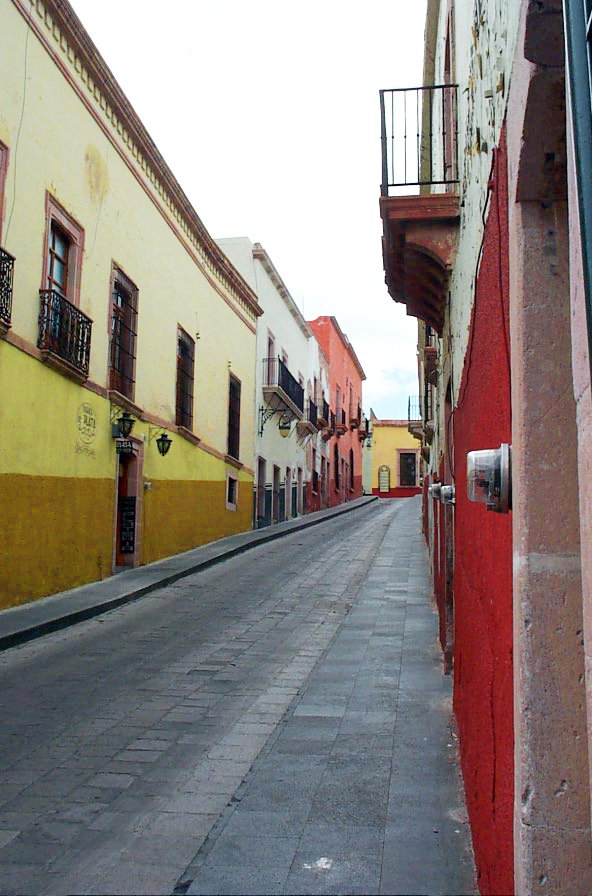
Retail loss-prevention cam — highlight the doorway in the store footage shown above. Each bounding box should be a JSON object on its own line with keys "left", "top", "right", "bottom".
{"left": 113, "top": 440, "right": 143, "bottom": 571}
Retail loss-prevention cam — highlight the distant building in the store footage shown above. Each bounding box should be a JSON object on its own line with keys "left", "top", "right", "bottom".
{"left": 307, "top": 317, "right": 365, "bottom": 505}
{"left": 0, "top": 0, "right": 261, "bottom": 609}
{"left": 370, "top": 420, "right": 421, "bottom": 498}
{"left": 217, "top": 238, "right": 328, "bottom": 526}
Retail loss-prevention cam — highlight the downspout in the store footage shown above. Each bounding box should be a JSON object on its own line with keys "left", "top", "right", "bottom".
{"left": 563, "top": 0, "right": 592, "bottom": 385}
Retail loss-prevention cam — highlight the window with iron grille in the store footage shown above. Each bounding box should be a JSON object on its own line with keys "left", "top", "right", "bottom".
{"left": 227, "top": 374, "right": 241, "bottom": 460}
{"left": 334, "top": 443, "right": 340, "bottom": 489}
{"left": 176, "top": 328, "right": 195, "bottom": 430}
{"left": 109, "top": 268, "right": 138, "bottom": 399}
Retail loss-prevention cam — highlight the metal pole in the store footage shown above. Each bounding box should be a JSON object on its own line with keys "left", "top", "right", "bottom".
{"left": 379, "top": 90, "right": 388, "bottom": 197}
{"left": 563, "top": 0, "right": 592, "bottom": 388}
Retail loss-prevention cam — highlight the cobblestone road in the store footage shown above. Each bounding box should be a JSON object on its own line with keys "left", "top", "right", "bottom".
{"left": 0, "top": 498, "right": 475, "bottom": 895}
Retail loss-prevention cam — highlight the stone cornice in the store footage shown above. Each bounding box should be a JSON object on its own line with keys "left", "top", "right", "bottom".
{"left": 252, "top": 243, "right": 311, "bottom": 339}
{"left": 12, "top": 0, "right": 263, "bottom": 323}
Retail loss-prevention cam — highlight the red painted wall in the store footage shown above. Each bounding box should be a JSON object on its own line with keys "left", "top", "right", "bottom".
{"left": 452, "top": 132, "right": 513, "bottom": 895}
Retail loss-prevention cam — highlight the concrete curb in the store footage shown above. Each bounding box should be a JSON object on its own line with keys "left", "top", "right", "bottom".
{"left": 0, "top": 496, "right": 379, "bottom": 651}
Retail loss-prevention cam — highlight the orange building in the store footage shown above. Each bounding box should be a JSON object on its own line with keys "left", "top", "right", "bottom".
{"left": 307, "top": 316, "right": 365, "bottom": 507}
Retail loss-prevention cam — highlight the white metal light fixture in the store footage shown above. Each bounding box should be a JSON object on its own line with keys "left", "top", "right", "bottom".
{"left": 428, "top": 483, "right": 442, "bottom": 500}
{"left": 440, "top": 485, "right": 455, "bottom": 505}
{"left": 466, "top": 443, "right": 512, "bottom": 513}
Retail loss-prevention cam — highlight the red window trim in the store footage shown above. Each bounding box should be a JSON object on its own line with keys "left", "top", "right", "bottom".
{"left": 41, "top": 193, "right": 84, "bottom": 306}
{"left": 0, "top": 142, "right": 9, "bottom": 245}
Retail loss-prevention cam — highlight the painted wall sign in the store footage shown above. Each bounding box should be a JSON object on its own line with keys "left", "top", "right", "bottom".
{"left": 378, "top": 465, "right": 391, "bottom": 493}
{"left": 119, "top": 496, "right": 136, "bottom": 553}
{"left": 76, "top": 402, "right": 97, "bottom": 444}
{"left": 115, "top": 439, "right": 134, "bottom": 454}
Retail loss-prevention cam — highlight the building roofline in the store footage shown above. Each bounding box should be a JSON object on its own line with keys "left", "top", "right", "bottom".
{"left": 372, "top": 419, "right": 411, "bottom": 427}
{"left": 308, "top": 316, "right": 366, "bottom": 380}
{"left": 18, "top": 0, "right": 262, "bottom": 320}
{"left": 252, "top": 243, "right": 311, "bottom": 338}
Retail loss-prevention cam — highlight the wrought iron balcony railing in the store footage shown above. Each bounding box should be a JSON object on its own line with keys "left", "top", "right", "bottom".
{"left": 0, "top": 247, "right": 15, "bottom": 331}
{"left": 38, "top": 289, "right": 92, "bottom": 378}
{"left": 263, "top": 357, "right": 304, "bottom": 414}
{"left": 307, "top": 399, "right": 318, "bottom": 428}
{"left": 380, "top": 84, "right": 459, "bottom": 196}
{"left": 408, "top": 395, "right": 422, "bottom": 423}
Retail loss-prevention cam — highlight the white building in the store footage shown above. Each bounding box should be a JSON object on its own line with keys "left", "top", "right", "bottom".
{"left": 217, "top": 238, "right": 325, "bottom": 526}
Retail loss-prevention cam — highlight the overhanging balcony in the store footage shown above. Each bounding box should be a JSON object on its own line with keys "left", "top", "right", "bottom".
{"left": 297, "top": 399, "right": 318, "bottom": 438}
{"left": 262, "top": 357, "right": 304, "bottom": 420}
{"left": 336, "top": 408, "right": 347, "bottom": 436}
{"left": 379, "top": 85, "right": 460, "bottom": 334}
{"left": 317, "top": 398, "right": 329, "bottom": 428}
{"left": 407, "top": 395, "right": 423, "bottom": 442}
{"left": 38, "top": 289, "right": 92, "bottom": 381}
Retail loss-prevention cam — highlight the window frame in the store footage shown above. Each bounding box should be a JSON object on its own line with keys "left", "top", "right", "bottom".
{"left": 227, "top": 373, "right": 241, "bottom": 461}
{"left": 108, "top": 264, "right": 139, "bottom": 401}
{"left": 226, "top": 472, "right": 238, "bottom": 511}
{"left": 176, "top": 326, "right": 195, "bottom": 431}
{"left": 41, "top": 193, "right": 84, "bottom": 306}
{"left": 398, "top": 450, "right": 418, "bottom": 487}
{"left": 0, "top": 142, "right": 9, "bottom": 245}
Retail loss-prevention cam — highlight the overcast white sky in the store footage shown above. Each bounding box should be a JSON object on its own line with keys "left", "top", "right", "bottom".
{"left": 70, "top": 0, "right": 427, "bottom": 419}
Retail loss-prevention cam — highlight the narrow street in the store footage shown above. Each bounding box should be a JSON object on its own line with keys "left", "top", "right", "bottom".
{"left": 0, "top": 500, "right": 475, "bottom": 896}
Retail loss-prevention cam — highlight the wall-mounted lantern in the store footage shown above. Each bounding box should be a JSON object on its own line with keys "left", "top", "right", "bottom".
{"left": 117, "top": 411, "right": 135, "bottom": 438}
{"left": 111, "top": 408, "right": 136, "bottom": 439}
{"left": 148, "top": 426, "right": 173, "bottom": 456}
{"left": 467, "top": 443, "right": 511, "bottom": 513}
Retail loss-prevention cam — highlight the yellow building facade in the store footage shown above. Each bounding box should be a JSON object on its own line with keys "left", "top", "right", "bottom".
{"left": 370, "top": 420, "right": 421, "bottom": 498}
{"left": 0, "top": 0, "right": 261, "bottom": 609}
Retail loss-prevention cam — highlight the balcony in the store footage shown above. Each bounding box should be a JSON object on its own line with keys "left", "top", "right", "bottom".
{"left": 407, "top": 395, "right": 423, "bottom": 441}
{"left": 350, "top": 404, "right": 362, "bottom": 429}
{"left": 336, "top": 408, "right": 347, "bottom": 436}
{"left": 38, "top": 290, "right": 92, "bottom": 381}
{"left": 424, "top": 345, "right": 438, "bottom": 384}
{"left": 321, "top": 410, "right": 336, "bottom": 442}
{"left": 317, "top": 398, "right": 329, "bottom": 428}
{"left": 379, "top": 85, "right": 460, "bottom": 334}
{"left": 0, "top": 247, "right": 15, "bottom": 335}
{"left": 262, "top": 357, "right": 304, "bottom": 419}
{"left": 297, "top": 399, "right": 318, "bottom": 438}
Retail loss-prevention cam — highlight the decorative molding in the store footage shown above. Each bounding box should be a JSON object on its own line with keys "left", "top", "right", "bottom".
{"left": 11, "top": 0, "right": 263, "bottom": 329}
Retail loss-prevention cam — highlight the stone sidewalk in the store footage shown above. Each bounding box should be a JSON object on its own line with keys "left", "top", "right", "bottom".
{"left": 0, "top": 496, "right": 377, "bottom": 650}
{"left": 180, "top": 498, "right": 476, "bottom": 896}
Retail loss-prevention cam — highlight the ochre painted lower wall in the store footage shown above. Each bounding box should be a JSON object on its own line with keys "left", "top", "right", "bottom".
{"left": 141, "top": 479, "right": 253, "bottom": 564}
{"left": 0, "top": 474, "right": 114, "bottom": 609}
{"left": 452, "top": 133, "right": 513, "bottom": 896}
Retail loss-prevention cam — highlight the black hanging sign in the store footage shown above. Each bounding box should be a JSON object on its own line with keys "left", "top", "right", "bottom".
{"left": 119, "top": 496, "right": 136, "bottom": 553}
{"left": 116, "top": 439, "right": 134, "bottom": 454}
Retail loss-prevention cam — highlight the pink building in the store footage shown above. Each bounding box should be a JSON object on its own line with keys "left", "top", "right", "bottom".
{"left": 307, "top": 317, "right": 365, "bottom": 508}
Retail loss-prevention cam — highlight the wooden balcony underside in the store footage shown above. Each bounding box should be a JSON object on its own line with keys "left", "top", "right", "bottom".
{"left": 380, "top": 193, "right": 459, "bottom": 334}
